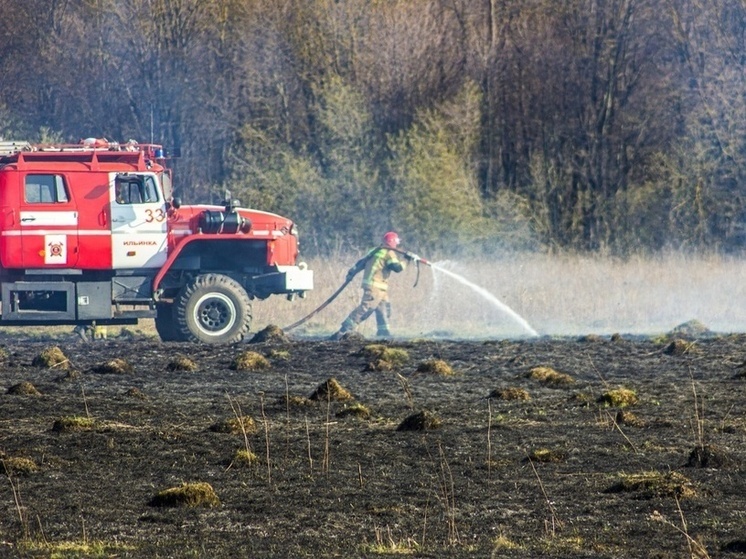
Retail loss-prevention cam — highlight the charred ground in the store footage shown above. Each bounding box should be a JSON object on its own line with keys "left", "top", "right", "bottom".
{"left": 1, "top": 330, "right": 746, "bottom": 558}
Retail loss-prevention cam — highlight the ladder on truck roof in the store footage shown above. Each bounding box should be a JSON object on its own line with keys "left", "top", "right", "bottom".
{"left": 0, "top": 141, "right": 31, "bottom": 157}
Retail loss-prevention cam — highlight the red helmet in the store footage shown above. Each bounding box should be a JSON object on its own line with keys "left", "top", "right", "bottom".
{"left": 382, "top": 231, "right": 401, "bottom": 248}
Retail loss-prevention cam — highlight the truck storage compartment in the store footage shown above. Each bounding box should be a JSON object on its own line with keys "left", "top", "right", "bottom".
{"left": 2, "top": 281, "right": 76, "bottom": 320}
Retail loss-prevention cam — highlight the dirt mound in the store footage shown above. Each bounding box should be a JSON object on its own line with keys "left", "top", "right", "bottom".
{"left": 250, "top": 324, "right": 290, "bottom": 344}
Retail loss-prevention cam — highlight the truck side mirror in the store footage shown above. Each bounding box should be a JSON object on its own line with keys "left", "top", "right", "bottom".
{"left": 171, "top": 197, "right": 182, "bottom": 209}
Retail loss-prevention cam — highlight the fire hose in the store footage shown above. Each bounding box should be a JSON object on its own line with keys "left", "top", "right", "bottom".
{"left": 283, "top": 249, "right": 431, "bottom": 332}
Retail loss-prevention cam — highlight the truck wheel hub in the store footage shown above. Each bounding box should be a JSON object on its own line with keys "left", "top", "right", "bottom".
{"left": 194, "top": 293, "right": 235, "bottom": 334}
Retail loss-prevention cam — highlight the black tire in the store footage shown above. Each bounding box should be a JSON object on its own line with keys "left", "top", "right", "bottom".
{"left": 175, "top": 274, "right": 252, "bottom": 344}
{"left": 154, "top": 303, "right": 186, "bottom": 342}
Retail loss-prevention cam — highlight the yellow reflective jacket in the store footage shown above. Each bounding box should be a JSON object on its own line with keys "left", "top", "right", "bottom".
{"left": 350, "top": 247, "right": 406, "bottom": 291}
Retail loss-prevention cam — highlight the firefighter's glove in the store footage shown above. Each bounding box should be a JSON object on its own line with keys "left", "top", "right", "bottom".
{"left": 405, "top": 252, "right": 420, "bottom": 262}
{"left": 345, "top": 269, "right": 356, "bottom": 283}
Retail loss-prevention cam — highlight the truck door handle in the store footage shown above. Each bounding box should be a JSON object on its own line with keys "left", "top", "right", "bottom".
{"left": 112, "top": 217, "right": 126, "bottom": 223}
{"left": 21, "top": 217, "right": 36, "bottom": 222}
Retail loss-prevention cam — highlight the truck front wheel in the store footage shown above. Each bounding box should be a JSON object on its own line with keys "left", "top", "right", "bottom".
{"left": 175, "top": 274, "right": 252, "bottom": 344}
{"left": 154, "top": 303, "right": 186, "bottom": 342}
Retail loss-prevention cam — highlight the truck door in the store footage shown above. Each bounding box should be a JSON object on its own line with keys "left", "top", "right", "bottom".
{"left": 109, "top": 173, "right": 168, "bottom": 269}
{"left": 20, "top": 174, "right": 79, "bottom": 268}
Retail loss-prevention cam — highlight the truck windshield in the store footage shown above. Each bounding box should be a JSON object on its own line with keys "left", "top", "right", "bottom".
{"left": 115, "top": 175, "right": 159, "bottom": 204}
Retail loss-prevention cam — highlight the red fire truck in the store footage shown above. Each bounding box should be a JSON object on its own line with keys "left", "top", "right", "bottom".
{"left": 0, "top": 139, "right": 313, "bottom": 343}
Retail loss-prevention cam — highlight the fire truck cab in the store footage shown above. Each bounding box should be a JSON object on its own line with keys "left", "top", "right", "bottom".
{"left": 0, "top": 139, "right": 313, "bottom": 343}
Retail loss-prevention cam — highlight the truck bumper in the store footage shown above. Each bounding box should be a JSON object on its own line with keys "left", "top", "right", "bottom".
{"left": 252, "top": 264, "right": 314, "bottom": 294}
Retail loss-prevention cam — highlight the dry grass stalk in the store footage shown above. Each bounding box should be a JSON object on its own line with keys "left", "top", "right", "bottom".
{"left": 259, "top": 393, "right": 271, "bottom": 484}
{"left": 394, "top": 371, "right": 415, "bottom": 408}
{"left": 525, "top": 451, "right": 563, "bottom": 536}
{"left": 650, "top": 499, "right": 711, "bottom": 559}
{"left": 436, "top": 441, "right": 460, "bottom": 545}
{"left": 3, "top": 461, "right": 29, "bottom": 539}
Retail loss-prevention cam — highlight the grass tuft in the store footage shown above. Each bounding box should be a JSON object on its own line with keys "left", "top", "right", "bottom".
{"left": 7, "top": 381, "right": 41, "bottom": 396}
{"left": 231, "top": 351, "right": 270, "bottom": 371}
{"left": 233, "top": 448, "right": 259, "bottom": 467}
{"left": 363, "top": 344, "right": 410, "bottom": 371}
{"left": 396, "top": 410, "right": 442, "bottom": 431}
{"left": 415, "top": 358, "right": 454, "bottom": 376}
{"left": 309, "top": 378, "right": 353, "bottom": 401}
{"left": 489, "top": 387, "right": 530, "bottom": 401}
{"left": 150, "top": 482, "right": 220, "bottom": 508}
{"left": 52, "top": 416, "right": 95, "bottom": 433}
{"left": 250, "top": 324, "right": 290, "bottom": 344}
{"left": 526, "top": 448, "right": 567, "bottom": 463}
{"left": 337, "top": 402, "right": 371, "bottom": 419}
{"left": 92, "top": 358, "right": 133, "bottom": 374}
{"left": 210, "top": 416, "right": 258, "bottom": 435}
{"left": 605, "top": 471, "right": 696, "bottom": 499}
{"left": 166, "top": 355, "right": 198, "bottom": 371}
{"left": 528, "top": 366, "right": 574, "bottom": 386}
{"left": 2, "top": 456, "right": 39, "bottom": 475}
{"left": 598, "top": 388, "right": 638, "bottom": 408}
{"left": 32, "top": 346, "right": 69, "bottom": 369}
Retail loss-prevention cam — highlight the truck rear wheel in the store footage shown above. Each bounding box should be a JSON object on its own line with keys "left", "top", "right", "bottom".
{"left": 154, "top": 303, "right": 186, "bottom": 342}
{"left": 175, "top": 274, "right": 252, "bottom": 344}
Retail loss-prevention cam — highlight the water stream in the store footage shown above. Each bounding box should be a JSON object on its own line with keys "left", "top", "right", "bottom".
{"left": 430, "top": 262, "right": 539, "bottom": 337}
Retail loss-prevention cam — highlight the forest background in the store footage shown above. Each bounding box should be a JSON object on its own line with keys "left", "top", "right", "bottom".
{"left": 1, "top": 0, "right": 744, "bottom": 258}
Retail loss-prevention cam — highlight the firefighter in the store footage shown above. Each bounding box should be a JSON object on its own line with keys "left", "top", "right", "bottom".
{"left": 331, "top": 231, "right": 411, "bottom": 340}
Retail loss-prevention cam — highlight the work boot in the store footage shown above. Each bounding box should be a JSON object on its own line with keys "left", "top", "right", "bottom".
{"left": 329, "top": 330, "right": 345, "bottom": 341}
{"left": 376, "top": 328, "right": 392, "bottom": 339}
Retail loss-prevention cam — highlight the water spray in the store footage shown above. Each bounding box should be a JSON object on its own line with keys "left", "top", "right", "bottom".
{"left": 284, "top": 247, "right": 538, "bottom": 338}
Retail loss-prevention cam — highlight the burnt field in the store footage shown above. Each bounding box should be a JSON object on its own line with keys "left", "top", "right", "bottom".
{"left": 1, "top": 329, "right": 746, "bottom": 558}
